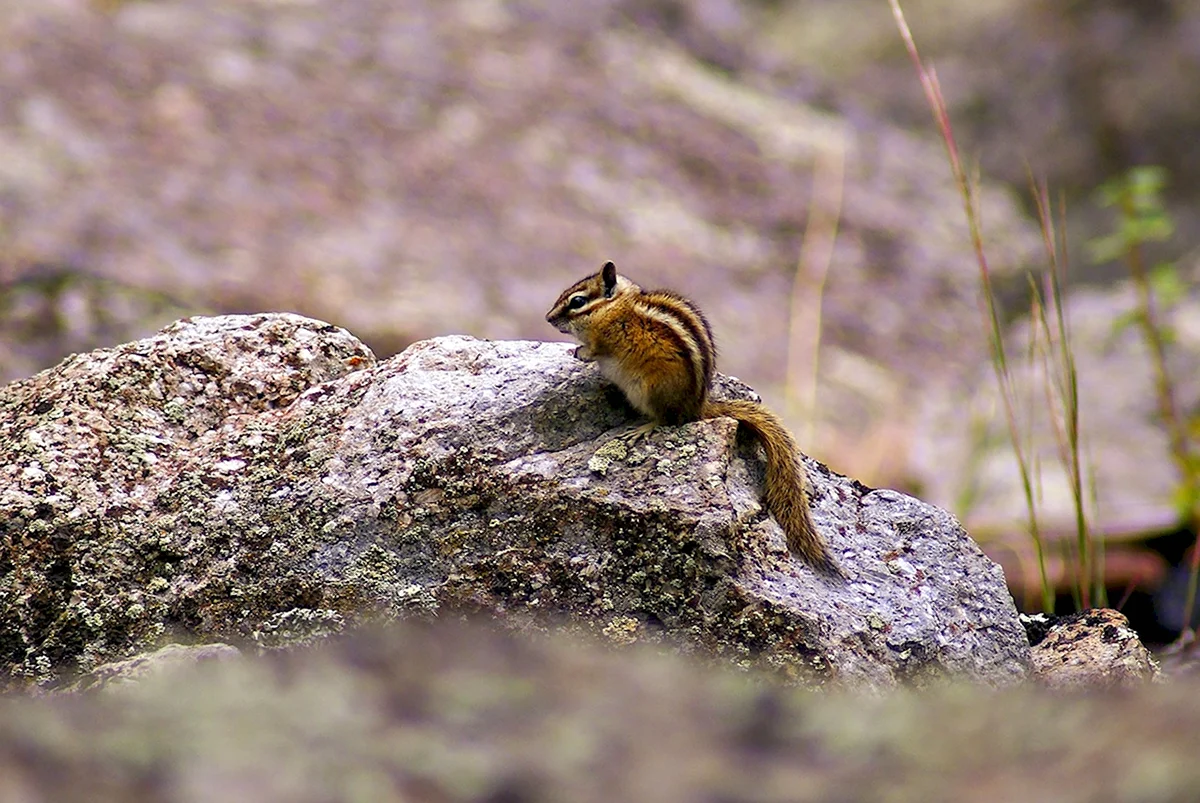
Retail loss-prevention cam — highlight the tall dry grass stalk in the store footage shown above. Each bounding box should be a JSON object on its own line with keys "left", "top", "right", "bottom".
{"left": 786, "top": 135, "right": 846, "bottom": 450}
{"left": 887, "top": 0, "right": 1055, "bottom": 611}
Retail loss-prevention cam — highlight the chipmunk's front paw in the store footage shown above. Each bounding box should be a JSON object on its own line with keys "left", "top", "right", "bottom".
{"left": 573, "top": 345, "right": 596, "bottom": 362}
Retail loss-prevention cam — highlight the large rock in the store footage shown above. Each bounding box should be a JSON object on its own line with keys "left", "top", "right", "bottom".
{"left": 0, "top": 314, "right": 1029, "bottom": 688}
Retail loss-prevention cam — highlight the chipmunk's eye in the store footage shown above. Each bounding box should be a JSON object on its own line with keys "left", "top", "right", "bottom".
{"left": 567, "top": 294, "right": 588, "bottom": 310}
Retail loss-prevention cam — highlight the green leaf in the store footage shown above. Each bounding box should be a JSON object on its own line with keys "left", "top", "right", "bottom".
{"left": 1109, "top": 308, "right": 1142, "bottom": 337}
{"left": 1150, "top": 263, "right": 1186, "bottom": 307}
{"left": 1129, "top": 165, "right": 1168, "bottom": 196}
{"left": 1133, "top": 211, "right": 1173, "bottom": 242}
{"left": 1089, "top": 166, "right": 1176, "bottom": 262}
{"left": 1169, "top": 482, "right": 1200, "bottom": 521}
{"left": 1087, "top": 232, "right": 1126, "bottom": 264}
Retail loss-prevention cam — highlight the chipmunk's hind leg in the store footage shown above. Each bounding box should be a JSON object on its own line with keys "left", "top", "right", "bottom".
{"left": 618, "top": 420, "right": 659, "bottom": 446}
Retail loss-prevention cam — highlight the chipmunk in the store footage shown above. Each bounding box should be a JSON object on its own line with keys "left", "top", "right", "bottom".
{"left": 546, "top": 261, "right": 840, "bottom": 576}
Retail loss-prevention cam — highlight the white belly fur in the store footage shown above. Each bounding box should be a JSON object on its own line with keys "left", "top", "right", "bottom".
{"left": 597, "top": 356, "right": 654, "bottom": 418}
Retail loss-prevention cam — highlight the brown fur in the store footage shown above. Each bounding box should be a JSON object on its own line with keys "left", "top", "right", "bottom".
{"left": 702, "top": 399, "right": 839, "bottom": 574}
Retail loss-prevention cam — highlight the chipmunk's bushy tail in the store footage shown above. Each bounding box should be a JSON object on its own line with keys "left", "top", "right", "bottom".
{"left": 703, "top": 399, "right": 841, "bottom": 577}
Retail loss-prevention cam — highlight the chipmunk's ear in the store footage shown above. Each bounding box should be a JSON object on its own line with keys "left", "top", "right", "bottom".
{"left": 601, "top": 261, "right": 618, "bottom": 296}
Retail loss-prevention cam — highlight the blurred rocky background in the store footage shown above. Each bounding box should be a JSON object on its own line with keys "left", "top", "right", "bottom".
{"left": 1, "top": 0, "right": 1198, "bottom": 640}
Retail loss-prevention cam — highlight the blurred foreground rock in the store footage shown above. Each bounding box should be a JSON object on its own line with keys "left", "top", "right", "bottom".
{"left": 65, "top": 642, "right": 242, "bottom": 694}
{"left": 1, "top": 619, "right": 1197, "bottom": 803}
{"left": 0, "top": 314, "right": 1029, "bottom": 689}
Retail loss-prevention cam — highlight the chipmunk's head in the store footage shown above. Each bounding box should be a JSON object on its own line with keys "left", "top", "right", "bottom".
{"left": 545, "top": 261, "right": 638, "bottom": 336}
